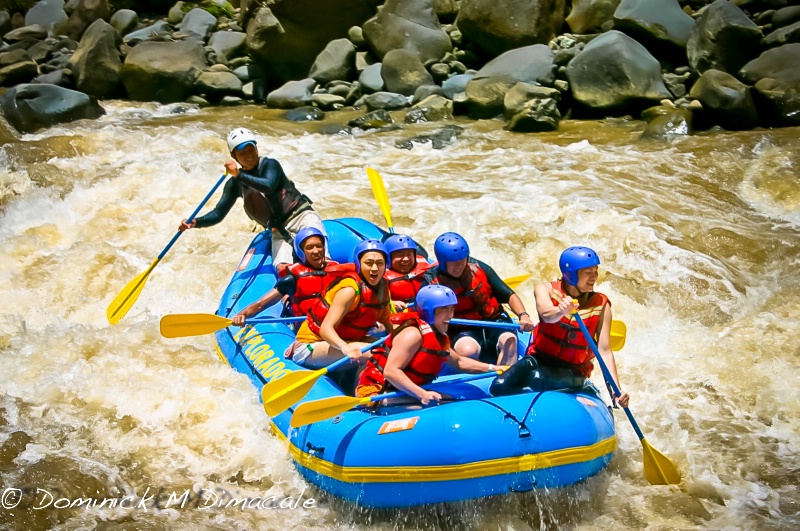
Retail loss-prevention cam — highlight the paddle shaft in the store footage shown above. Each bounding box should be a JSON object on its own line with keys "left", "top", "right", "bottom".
{"left": 572, "top": 312, "right": 645, "bottom": 441}
{"left": 362, "top": 370, "right": 500, "bottom": 404}
{"left": 323, "top": 336, "right": 388, "bottom": 372}
{"left": 246, "top": 316, "right": 306, "bottom": 325}
{"left": 448, "top": 318, "right": 519, "bottom": 331}
{"left": 159, "top": 173, "right": 227, "bottom": 260}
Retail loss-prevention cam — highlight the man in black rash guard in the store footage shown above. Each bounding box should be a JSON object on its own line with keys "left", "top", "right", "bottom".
{"left": 422, "top": 232, "right": 535, "bottom": 366}
{"left": 179, "top": 127, "right": 327, "bottom": 275}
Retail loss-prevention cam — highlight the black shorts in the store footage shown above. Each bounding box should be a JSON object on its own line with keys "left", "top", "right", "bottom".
{"left": 451, "top": 313, "right": 514, "bottom": 363}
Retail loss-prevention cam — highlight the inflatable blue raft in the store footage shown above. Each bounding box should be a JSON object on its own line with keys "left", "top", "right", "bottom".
{"left": 213, "top": 218, "right": 616, "bottom": 508}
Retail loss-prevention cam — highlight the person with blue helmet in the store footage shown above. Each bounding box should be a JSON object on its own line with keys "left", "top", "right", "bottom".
{"left": 231, "top": 227, "right": 337, "bottom": 325}
{"left": 490, "top": 247, "right": 630, "bottom": 407}
{"left": 179, "top": 127, "right": 327, "bottom": 275}
{"left": 356, "top": 285, "right": 499, "bottom": 404}
{"left": 288, "top": 239, "right": 393, "bottom": 378}
{"left": 423, "top": 232, "right": 535, "bottom": 366}
{"left": 383, "top": 234, "right": 433, "bottom": 309}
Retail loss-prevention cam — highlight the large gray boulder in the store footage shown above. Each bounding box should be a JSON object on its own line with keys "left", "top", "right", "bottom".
{"left": 566, "top": 0, "right": 621, "bottom": 34}
{"left": 464, "top": 44, "right": 556, "bottom": 118}
{"left": 687, "top": 0, "right": 762, "bottom": 76}
{"left": 456, "top": 0, "right": 566, "bottom": 56}
{"left": 740, "top": 43, "right": 800, "bottom": 126}
{"left": 613, "top": 0, "right": 694, "bottom": 53}
{"left": 566, "top": 30, "right": 671, "bottom": 111}
{"left": 689, "top": 69, "right": 758, "bottom": 130}
{"left": 67, "top": 0, "right": 111, "bottom": 41}
{"left": 362, "top": 0, "right": 451, "bottom": 63}
{"left": 179, "top": 8, "right": 217, "bottom": 43}
{"left": 359, "top": 62, "right": 384, "bottom": 93}
{"left": 195, "top": 70, "right": 244, "bottom": 99}
{"left": 0, "top": 83, "right": 105, "bottom": 133}
{"left": 209, "top": 31, "right": 247, "bottom": 61}
{"left": 309, "top": 38, "right": 356, "bottom": 85}
{"left": 25, "top": 0, "right": 68, "bottom": 31}
{"left": 108, "top": 9, "right": 138, "bottom": 37}
{"left": 380, "top": 48, "right": 434, "bottom": 96}
{"left": 244, "top": 0, "right": 380, "bottom": 85}
{"left": 68, "top": 18, "right": 122, "bottom": 98}
{"left": 266, "top": 77, "right": 317, "bottom": 108}
{"left": 121, "top": 41, "right": 206, "bottom": 103}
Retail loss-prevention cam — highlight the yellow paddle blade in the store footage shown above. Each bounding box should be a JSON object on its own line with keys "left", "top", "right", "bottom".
{"left": 504, "top": 273, "right": 531, "bottom": 290}
{"left": 106, "top": 258, "right": 160, "bottom": 325}
{"left": 290, "top": 395, "right": 371, "bottom": 428}
{"left": 610, "top": 320, "right": 627, "bottom": 351}
{"left": 642, "top": 438, "right": 682, "bottom": 485}
{"left": 262, "top": 369, "right": 330, "bottom": 417}
{"left": 366, "top": 167, "right": 394, "bottom": 231}
{"left": 160, "top": 313, "right": 233, "bottom": 338}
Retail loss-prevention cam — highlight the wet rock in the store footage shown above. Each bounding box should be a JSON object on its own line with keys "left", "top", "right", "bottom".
{"left": 404, "top": 94, "right": 452, "bottom": 122}
{"left": 456, "top": 0, "right": 565, "bottom": 56}
{"left": 663, "top": 72, "right": 691, "bottom": 98}
{"left": 505, "top": 97, "right": 560, "bottom": 132}
{"left": 0, "top": 83, "right": 105, "bottom": 133}
{"left": 67, "top": 0, "right": 111, "bottom": 41}
{"left": 122, "top": 21, "right": 171, "bottom": 46}
{"left": 764, "top": 20, "right": 800, "bottom": 47}
{"left": 68, "top": 19, "right": 123, "bottom": 98}
{"left": 362, "top": 91, "right": 410, "bottom": 111}
{"left": 0, "top": 431, "right": 32, "bottom": 468}
{"left": 0, "top": 60, "right": 38, "bottom": 87}
{"left": 180, "top": 8, "right": 218, "bottom": 43}
{"left": 772, "top": 6, "right": 800, "bottom": 29}
{"left": 25, "top": 0, "right": 68, "bottom": 32}
{"left": 566, "top": 0, "right": 620, "bottom": 34}
{"left": 689, "top": 69, "right": 758, "bottom": 130}
{"left": 381, "top": 48, "right": 434, "bottom": 96}
{"left": 318, "top": 123, "right": 351, "bottom": 135}
{"left": 442, "top": 72, "right": 473, "bottom": 98}
{"left": 640, "top": 107, "right": 693, "bottom": 139}
{"left": 209, "top": 31, "right": 246, "bottom": 61}
{"left": 362, "top": 0, "right": 452, "bottom": 63}
{"left": 613, "top": 0, "right": 694, "bottom": 54}
{"left": 412, "top": 83, "right": 447, "bottom": 104}
{"left": 32, "top": 68, "right": 73, "bottom": 87}
{"left": 195, "top": 70, "right": 243, "bottom": 99}
{"left": 310, "top": 93, "right": 345, "bottom": 110}
{"left": 108, "top": 8, "right": 137, "bottom": 37}
{"left": 121, "top": 40, "right": 206, "bottom": 103}
{"left": 266, "top": 77, "right": 317, "bottom": 109}
{"left": 394, "top": 124, "right": 463, "bottom": 149}
{"left": 309, "top": 38, "right": 355, "bottom": 85}
{"left": 348, "top": 25, "right": 365, "bottom": 48}
{"left": 687, "top": 0, "right": 763, "bottom": 76}
{"left": 358, "top": 62, "right": 384, "bottom": 94}
{"left": 355, "top": 50, "right": 377, "bottom": 73}
{"left": 4, "top": 24, "right": 48, "bottom": 42}
{"left": 284, "top": 105, "right": 325, "bottom": 121}
{"left": 0, "top": 48, "right": 30, "bottom": 66}
{"left": 348, "top": 109, "right": 394, "bottom": 129}
{"left": 566, "top": 30, "right": 671, "bottom": 113}
{"left": 168, "top": 1, "right": 187, "bottom": 25}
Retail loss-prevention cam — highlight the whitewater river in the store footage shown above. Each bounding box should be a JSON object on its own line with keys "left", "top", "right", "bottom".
{"left": 0, "top": 102, "right": 798, "bottom": 530}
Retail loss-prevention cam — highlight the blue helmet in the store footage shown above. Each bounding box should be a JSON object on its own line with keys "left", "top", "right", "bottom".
{"left": 384, "top": 234, "right": 417, "bottom": 257}
{"left": 434, "top": 232, "right": 469, "bottom": 265}
{"left": 353, "top": 239, "right": 388, "bottom": 274}
{"left": 415, "top": 284, "right": 457, "bottom": 323}
{"left": 559, "top": 246, "right": 600, "bottom": 286}
{"left": 293, "top": 227, "right": 325, "bottom": 265}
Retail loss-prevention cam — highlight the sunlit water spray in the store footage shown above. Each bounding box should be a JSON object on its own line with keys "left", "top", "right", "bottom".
{"left": 0, "top": 102, "right": 798, "bottom": 529}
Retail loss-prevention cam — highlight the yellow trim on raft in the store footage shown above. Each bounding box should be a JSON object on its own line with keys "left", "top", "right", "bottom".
{"left": 215, "top": 345, "right": 230, "bottom": 365}
{"left": 269, "top": 422, "right": 616, "bottom": 483}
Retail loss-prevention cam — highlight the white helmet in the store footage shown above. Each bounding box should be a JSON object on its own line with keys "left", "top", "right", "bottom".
{"left": 227, "top": 128, "right": 257, "bottom": 152}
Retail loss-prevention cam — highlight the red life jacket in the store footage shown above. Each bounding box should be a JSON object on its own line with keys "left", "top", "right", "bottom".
{"left": 526, "top": 280, "right": 610, "bottom": 377}
{"left": 306, "top": 263, "right": 390, "bottom": 341}
{"left": 370, "top": 312, "right": 451, "bottom": 386}
{"left": 384, "top": 256, "right": 431, "bottom": 303}
{"left": 436, "top": 261, "right": 502, "bottom": 320}
{"left": 279, "top": 261, "right": 339, "bottom": 316}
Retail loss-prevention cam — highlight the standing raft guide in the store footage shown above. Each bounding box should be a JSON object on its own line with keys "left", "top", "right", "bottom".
{"left": 106, "top": 128, "right": 681, "bottom": 507}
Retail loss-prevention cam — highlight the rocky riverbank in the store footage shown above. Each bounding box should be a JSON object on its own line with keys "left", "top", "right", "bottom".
{"left": 0, "top": 0, "right": 798, "bottom": 139}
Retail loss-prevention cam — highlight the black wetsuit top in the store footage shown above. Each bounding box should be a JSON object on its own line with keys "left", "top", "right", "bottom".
{"left": 422, "top": 258, "right": 515, "bottom": 304}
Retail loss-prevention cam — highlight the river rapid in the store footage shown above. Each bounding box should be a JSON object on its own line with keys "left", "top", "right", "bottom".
{"left": 0, "top": 103, "right": 798, "bottom": 530}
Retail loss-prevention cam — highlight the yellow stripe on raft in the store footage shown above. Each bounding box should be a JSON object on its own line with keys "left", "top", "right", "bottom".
{"left": 270, "top": 422, "right": 616, "bottom": 483}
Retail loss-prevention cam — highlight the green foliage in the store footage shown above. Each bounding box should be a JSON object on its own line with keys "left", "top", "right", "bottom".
{"left": 181, "top": 0, "right": 236, "bottom": 19}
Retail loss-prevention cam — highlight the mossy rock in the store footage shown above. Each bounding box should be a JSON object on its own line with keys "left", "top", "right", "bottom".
{"left": 181, "top": 0, "right": 235, "bottom": 19}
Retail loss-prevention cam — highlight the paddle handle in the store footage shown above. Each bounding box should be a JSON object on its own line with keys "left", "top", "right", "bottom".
{"left": 247, "top": 316, "right": 307, "bottom": 325}
{"left": 448, "top": 318, "right": 520, "bottom": 331}
{"left": 157, "top": 173, "right": 227, "bottom": 260}
{"left": 365, "top": 370, "right": 500, "bottom": 404}
{"left": 572, "top": 310, "right": 646, "bottom": 441}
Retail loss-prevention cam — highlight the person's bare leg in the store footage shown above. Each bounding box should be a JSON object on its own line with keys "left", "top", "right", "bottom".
{"left": 496, "top": 332, "right": 518, "bottom": 366}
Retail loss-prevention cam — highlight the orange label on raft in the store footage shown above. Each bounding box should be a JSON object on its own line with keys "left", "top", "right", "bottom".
{"left": 378, "top": 416, "right": 419, "bottom": 435}
{"left": 237, "top": 248, "right": 255, "bottom": 271}
{"left": 577, "top": 396, "right": 598, "bottom": 408}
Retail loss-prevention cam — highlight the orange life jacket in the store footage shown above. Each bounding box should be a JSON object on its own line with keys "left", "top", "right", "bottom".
{"left": 527, "top": 280, "right": 609, "bottom": 377}
{"left": 306, "top": 263, "right": 390, "bottom": 341}
{"left": 279, "top": 261, "right": 339, "bottom": 316}
{"left": 436, "top": 261, "right": 502, "bottom": 320}
{"left": 369, "top": 312, "right": 451, "bottom": 386}
{"left": 384, "top": 256, "right": 431, "bottom": 303}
